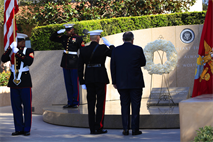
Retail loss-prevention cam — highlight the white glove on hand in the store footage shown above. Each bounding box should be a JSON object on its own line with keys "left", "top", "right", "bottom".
{"left": 82, "top": 84, "right": 87, "bottom": 90}
{"left": 10, "top": 42, "right": 19, "bottom": 54}
{"left": 57, "top": 29, "right": 65, "bottom": 34}
{"left": 102, "top": 37, "right": 112, "bottom": 46}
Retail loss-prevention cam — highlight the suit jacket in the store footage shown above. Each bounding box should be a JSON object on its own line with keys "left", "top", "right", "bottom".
{"left": 78, "top": 41, "right": 114, "bottom": 85}
{"left": 110, "top": 42, "right": 146, "bottom": 89}
{"left": 50, "top": 32, "right": 83, "bottom": 69}
{"left": 1, "top": 46, "right": 34, "bottom": 88}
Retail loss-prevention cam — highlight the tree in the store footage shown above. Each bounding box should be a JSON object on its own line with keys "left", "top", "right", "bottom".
{"left": 1, "top": 0, "right": 198, "bottom": 26}
{"left": 75, "top": 0, "right": 197, "bottom": 18}
{"left": 0, "top": 0, "right": 4, "bottom": 25}
{"left": 33, "top": 1, "right": 78, "bottom": 25}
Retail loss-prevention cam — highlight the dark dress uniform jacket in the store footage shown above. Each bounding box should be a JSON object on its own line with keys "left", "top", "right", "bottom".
{"left": 111, "top": 42, "right": 146, "bottom": 89}
{"left": 1, "top": 47, "right": 34, "bottom": 88}
{"left": 78, "top": 41, "right": 114, "bottom": 85}
{"left": 50, "top": 32, "right": 83, "bottom": 69}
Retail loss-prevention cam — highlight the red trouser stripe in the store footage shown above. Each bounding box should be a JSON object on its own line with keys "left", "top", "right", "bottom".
{"left": 30, "top": 88, "right": 32, "bottom": 132}
{"left": 100, "top": 84, "right": 107, "bottom": 128}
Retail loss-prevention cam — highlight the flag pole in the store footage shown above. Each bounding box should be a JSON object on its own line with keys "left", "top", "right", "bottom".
{"left": 13, "top": 13, "right": 17, "bottom": 74}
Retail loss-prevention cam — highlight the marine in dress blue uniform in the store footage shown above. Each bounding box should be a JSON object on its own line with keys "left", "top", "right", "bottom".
{"left": 110, "top": 31, "right": 146, "bottom": 136}
{"left": 1, "top": 33, "right": 34, "bottom": 136}
{"left": 78, "top": 30, "right": 115, "bottom": 134}
{"left": 50, "top": 24, "right": 84, "bottom": 108}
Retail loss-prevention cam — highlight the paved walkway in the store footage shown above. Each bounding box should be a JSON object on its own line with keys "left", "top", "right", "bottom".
{"left": 0, "top": 106, "right": 180, "bottom": 142}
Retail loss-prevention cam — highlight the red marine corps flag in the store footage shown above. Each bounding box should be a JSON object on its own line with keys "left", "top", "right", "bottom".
{"left": 192, "top": 0, "right": 213, "bottom": 97}
{"left": 4, "top": 0, "right": 19, "bottom": 51}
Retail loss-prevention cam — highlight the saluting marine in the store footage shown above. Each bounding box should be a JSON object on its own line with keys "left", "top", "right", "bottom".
{"left": 78, "top": 30, "right": 115, "bottom": 134}
{"left": 1, "top": 33, "right": 34, "bottom": 136}
{"left": 50, "top": 24, "right": 84, "bottom": 108}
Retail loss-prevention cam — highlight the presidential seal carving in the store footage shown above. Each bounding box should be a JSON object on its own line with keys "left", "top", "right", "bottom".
{"left": 180, "top": 28, "right": 195, "bottom": 44}
{"left": 144, "top": 40, "right": 178, "bottom": 75}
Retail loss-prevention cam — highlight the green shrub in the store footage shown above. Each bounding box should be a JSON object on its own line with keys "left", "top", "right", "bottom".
{"left": 0, "top": 70, "right": 11, "bottom": 86}
{"left": 194, "top": 126, "right": 213, "bottom": 142}
{"left": 30, "top": 11, "right": 206, "bottom": 51}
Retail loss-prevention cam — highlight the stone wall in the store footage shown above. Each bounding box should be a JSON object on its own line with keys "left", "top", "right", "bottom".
{"left": 103, "top": 24, "right": 202, "bottom": 101}
{"left": 0, "top": 87, "right": 11, "bottom": 107}
{"left": 30, "top": 51, "right": 87, "bottom": 114}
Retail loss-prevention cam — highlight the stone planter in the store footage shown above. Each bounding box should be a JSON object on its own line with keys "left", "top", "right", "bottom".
{"left": 0, "top": 86, "right": 11, "bottom": 107}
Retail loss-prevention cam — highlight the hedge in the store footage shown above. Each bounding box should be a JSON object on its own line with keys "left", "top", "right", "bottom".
{"left": 31, "top": 11, "right": 206, "bottom": 51}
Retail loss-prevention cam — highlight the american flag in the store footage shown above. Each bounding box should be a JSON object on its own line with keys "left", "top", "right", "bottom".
{"left": 4, "top": 0, "right": 19, "bottom": 51}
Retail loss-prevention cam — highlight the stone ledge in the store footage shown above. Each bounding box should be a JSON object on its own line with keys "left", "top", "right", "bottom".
{"left": 0, "top": 86, "right": 10, "bottom": 93}
{"left": 0, "top": 86, "right": 11, "bottom": 107}
{"left": 43, "top": 100, "right": 180, "bottom": 129}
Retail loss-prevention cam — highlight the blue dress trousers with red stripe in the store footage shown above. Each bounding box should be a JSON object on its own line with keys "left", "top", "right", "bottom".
{"left": 1, "top": 46, "right": 34, "bottom": 132}
{"left": 50, "top": 32, "right": 83, "bottom": 105}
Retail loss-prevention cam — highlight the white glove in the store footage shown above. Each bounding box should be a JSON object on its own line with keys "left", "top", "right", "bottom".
{"left": 57, "top": 29, "right": 65, "bottom": 34}
{"left": 10, "top": 41, "right": 19, "bottom": 54}
{"left": 211, "top": 53, "right": 213, "bottom": 58}
{"left": 82, "top": 84, "right": 87, "bottom": 90}
{"left": 102, "top": 37, "right": 112, "bottom": 46}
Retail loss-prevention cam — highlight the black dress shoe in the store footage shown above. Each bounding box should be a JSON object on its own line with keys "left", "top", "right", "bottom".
{"left": 90, "top": 129, "right": 107, "bottom": 134}
{"left": 24, "top": 132, "right": 30, "bottom": 136}
{"left": 90, "top": 130, "right": 98, "bottom": 134}
{"left": 63, "top": 104, "right": 73, "bottom": 108}
{"left": 122, "top": 129, "right": 129, "bottom": 135}
{"left": 97, "top": 129, "right": 107, "bottom": 134}
{"left": 71, "top": 105, "right": 78, "bottom": 108}
{"left": 12, "top": 131, "right": 24, "bottom": 136}
{"left": 132, "top": 130, "right": 142, "bottom": 135}
{"left": 90, "top": 130, "right": 101, "bottom": 134}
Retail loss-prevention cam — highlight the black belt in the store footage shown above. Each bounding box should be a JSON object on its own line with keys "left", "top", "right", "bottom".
{"left": 87, "top": 64, "right": 102, "bottom": 68}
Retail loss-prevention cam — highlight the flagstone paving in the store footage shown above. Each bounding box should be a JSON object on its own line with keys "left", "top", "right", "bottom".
{"left": 0, "top": 106, "right": 180, "bottom": 142}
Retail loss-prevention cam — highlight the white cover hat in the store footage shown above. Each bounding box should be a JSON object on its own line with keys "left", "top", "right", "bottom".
{"left": 88, "top": 30, "right": 103, "bottom": 35}
{"left": 17, "top": 33, "right": 28, "bottom": 39}
{"left": 63, "top": 24, "right": 75, "bottom": 29}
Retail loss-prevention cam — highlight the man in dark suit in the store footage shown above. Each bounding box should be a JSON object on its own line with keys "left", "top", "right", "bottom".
{"left": 78, "top": 30, "right": 114, "bottom": 134}
{"left": 1, "top": 33, "right": 34, "bottom": 136}
{"left": 50, "top": 24, "right": 84, "bottom": 108}
{"left": 110, "top": 31, "right": 146, "bottom": 135}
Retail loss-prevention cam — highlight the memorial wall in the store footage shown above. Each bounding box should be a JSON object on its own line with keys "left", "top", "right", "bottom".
{"left": 104, "top": 24, "right": 202, "bottom": 100}
{"left": 31, "top": 24, "right": 203, "bottom": 114}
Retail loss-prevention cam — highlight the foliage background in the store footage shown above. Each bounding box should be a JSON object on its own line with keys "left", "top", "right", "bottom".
{"left": 0, "top": 0, "right": 198, "bottom": 26}
{"left": 0, "top": 0, "right": 202, "bottom": 37}
{"left": 15, "top": 0, "right": 197, "bottom": 26}
{"left": 30, "top": 11, "right": 206, "bottom": 51}
{"left": 194, "top": 126, "right": 213, "bottom": 142}
{"left": 0, "top": 70, "right": 11, "bottom": 86}
{"left": 0, "top": 0, "right": 4, "bottom": 25}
